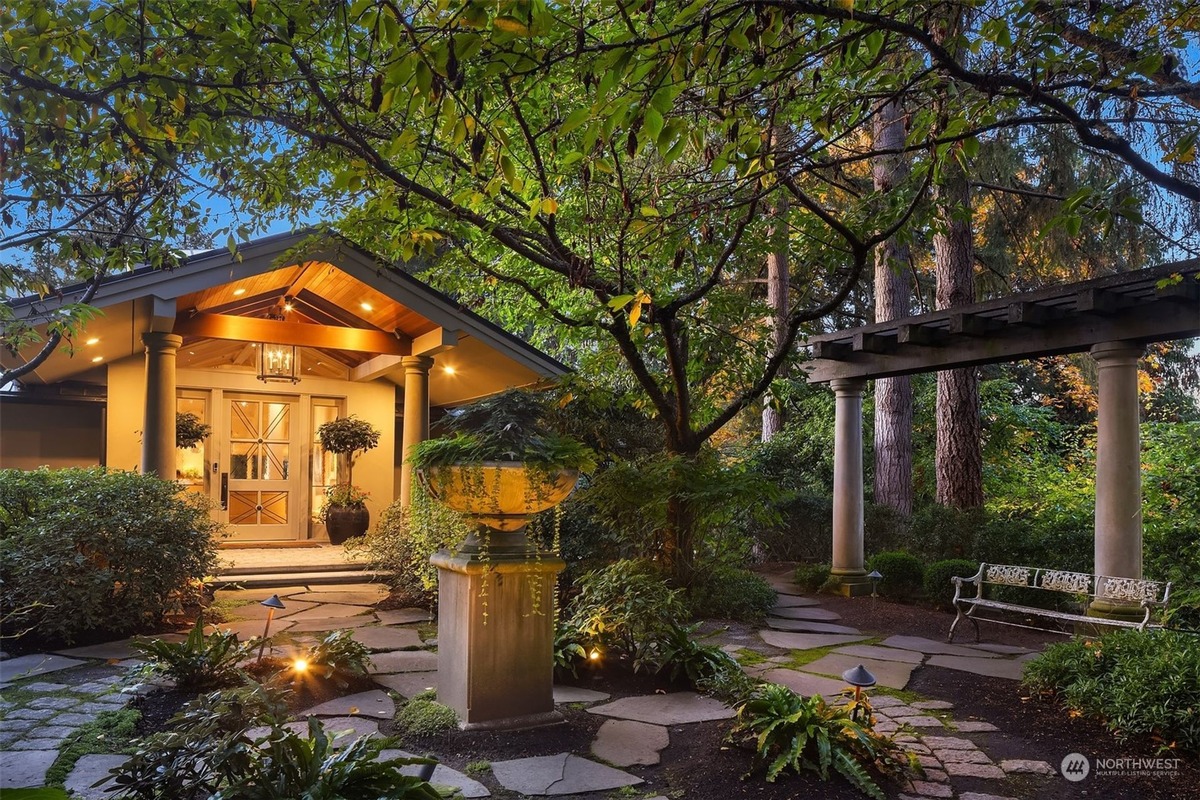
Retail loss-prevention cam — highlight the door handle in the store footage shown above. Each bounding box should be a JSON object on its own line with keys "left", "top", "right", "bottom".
{"left": 220, "top": 473, "right": 228, "bottom": 510}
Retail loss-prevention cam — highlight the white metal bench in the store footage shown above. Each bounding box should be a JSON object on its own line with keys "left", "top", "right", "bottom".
{"left": 947, "top": 562, "right": 1172, "bottom": 642}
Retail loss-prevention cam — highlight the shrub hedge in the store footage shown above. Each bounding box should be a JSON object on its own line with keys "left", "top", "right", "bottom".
{"left": 0, "top": 467, "right": 221, "bottom": 644}
{"left": 1022, "top": 629, "right": 1200, "bottom": 752}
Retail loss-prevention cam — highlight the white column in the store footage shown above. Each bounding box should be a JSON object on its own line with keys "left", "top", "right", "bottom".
{"left": 141, "top": 332, "right": 183, "bottom": 479}
{"left": 398, "top": 355, "right": 434, "bottom": 507}
{"left": 1090, "top": 341, "right": 1143, "bottom": 617}
{"left": 831, "top": 378, "right": 868, "bottom": 592}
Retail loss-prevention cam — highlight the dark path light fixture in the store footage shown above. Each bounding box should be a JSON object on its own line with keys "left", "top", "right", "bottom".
{"left": 842, "top": 663, "right": 877, "bottom": 722}
{"left": 257, "top": 594, "right": 287, "bottom": 660}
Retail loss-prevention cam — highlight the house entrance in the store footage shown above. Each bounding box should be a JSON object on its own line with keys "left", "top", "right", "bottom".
{"left": 223, "top": 393, "right": 299, "bottom": 541}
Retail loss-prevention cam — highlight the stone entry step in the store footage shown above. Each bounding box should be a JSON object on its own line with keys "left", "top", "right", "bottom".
{"left": 208, "top": 568, "right": 383, "bottom": 590}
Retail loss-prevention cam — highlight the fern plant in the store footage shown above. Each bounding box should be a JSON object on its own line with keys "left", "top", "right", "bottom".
{"left": 133, "top": 617, "right": 255, "bottom": 691}
{"left": 109, "top": 685, "right": 441, "bottom": 800}
{"left": 729, "top": 683, "right": 907, "bottom": 798}
{"left": 656, "top": 622, "right": 742, "bottom": 686}
{"left": 303, "top": 629, "right": 374, "bottom": 687}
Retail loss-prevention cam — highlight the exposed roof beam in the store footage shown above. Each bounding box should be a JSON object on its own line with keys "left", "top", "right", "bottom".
{"left": 173, "top": 313, "right": 411, "bottom": 355}
{"left": 350, "top": 354, "right": 405, "bottom": 382}
{"left": 413, "top": 327, "right": 459, "bottom": 356}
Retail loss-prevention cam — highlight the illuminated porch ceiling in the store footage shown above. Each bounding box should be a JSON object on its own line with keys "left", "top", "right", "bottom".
{"left": 3, "top": 231, "right": 565, "bottom": 406}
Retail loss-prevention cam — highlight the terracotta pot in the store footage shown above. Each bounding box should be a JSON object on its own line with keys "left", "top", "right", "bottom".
{"left": 419, "top": 462, "right": 578, "bottom": 532}
{"left": 325, "top": 504, "right": 369, "bottom": 544}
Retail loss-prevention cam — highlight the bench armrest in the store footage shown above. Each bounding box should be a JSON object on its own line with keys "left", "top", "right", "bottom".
{"left": 950, "top": 564, "right": 986, "bottom": 603}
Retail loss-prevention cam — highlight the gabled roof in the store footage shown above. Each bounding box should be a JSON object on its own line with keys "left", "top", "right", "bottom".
{"left": 4, "top": 230, "right": 566, "bottom": 402}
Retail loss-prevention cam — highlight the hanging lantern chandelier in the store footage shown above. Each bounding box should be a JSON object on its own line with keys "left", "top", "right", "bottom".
{"left": 257, "top": 305, "right": 299, "bottom": 384}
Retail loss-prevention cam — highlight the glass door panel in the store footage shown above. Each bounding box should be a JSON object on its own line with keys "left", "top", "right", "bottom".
{"left": 225, "top": 395, "right": 297, "bottom": 540}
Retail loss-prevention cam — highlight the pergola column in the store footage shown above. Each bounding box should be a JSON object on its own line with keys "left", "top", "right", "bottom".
{"left": 398, "top": 355, "right": 434, "bottom": 506}
{"left": 830, "top": 378, "right": 871, "bottom": 596}
{"left": 141, "top": 332, "right": 183, "bottom": 479}
{"left": 1089, "top": 341, "right": 1144, "bottom": 619}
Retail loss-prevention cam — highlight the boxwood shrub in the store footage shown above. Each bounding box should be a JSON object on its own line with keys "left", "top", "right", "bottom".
{"left": 0, "top": 467, "right": 222, "bottom": 644}
{"left": 866, "top": 551, "right": 924, "bottom": 600}
{"left": 924, "top": 559, "right": 981, "bottom": 610}
{"left": 688, "top": 565, "right": 777, "bottom": 623}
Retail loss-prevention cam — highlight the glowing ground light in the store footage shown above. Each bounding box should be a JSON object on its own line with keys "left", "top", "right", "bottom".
{"left": 293, "top": 658, "right": 309, "bottom": 673}
{"left": 589, "top": 649, "right": 601, "bottom": 661}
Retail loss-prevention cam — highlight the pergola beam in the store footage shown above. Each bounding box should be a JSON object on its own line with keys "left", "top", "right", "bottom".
{"left": 803, "top": 262, "right": 1200, "bottom": 383}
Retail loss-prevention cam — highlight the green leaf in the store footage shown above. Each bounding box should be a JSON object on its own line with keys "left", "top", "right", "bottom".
{"left": 560, "top": 107, "right": 592, "bottom": 135}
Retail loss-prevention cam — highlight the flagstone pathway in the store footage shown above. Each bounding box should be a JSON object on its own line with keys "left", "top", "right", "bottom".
{"left": 0, "top": 571, "right": 1060, "bottom": 798}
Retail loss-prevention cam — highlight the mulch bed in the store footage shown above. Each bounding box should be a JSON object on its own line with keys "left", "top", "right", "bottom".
{"left": 826, "top": 592, "right": 1199, "bottom": 800}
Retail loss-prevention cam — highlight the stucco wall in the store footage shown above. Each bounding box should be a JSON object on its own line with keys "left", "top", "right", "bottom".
{"left": 103, "top": 354, "right": 399, "bottom": 539}
{"left": 0, "top": 401, "right": 104, "bottom": 469}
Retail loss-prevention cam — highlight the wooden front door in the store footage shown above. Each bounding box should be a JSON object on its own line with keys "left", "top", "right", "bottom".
{"left": 224, "top": 395, "right": 299, "bottom": 540}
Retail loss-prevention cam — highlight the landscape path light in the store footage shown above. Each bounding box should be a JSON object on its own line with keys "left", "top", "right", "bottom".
{"left": 867, "top": 570, "right": 882, "bottom": 608}
{"left": 842, "top": 663, "right": 877, "bottom": 723}
{"left": 257, "top": 594, "right": 286, "bottom": 661}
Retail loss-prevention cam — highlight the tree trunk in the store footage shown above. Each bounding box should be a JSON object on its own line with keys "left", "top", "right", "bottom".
{"left": 933, "top": 8, "right": 984, "bottom": 510}
{"left": 933, "top": 150, "right": 984, "bottom": 508}
{"left": 872, "top": 97, "right": 914, "bottom": 516}
{"left": 762, "top": 183, "right": 790, "bottom": 442}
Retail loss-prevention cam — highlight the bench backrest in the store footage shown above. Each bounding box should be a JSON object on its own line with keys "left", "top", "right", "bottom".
{"left": 978, "top": 563, "right": 1170, "bottom": 604}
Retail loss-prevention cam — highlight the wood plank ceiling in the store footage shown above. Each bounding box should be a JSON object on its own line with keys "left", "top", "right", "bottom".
{"left": 173, "top": 261, "right": 439, "bottom": 380}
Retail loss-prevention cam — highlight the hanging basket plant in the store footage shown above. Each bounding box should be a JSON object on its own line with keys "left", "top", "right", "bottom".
{"left": 175, "top": 412, "right": 212, "bottom": 450}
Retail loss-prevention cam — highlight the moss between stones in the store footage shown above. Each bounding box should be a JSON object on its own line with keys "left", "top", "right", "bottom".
{"left": 44, "top": 708, "right": 141, "bottom": 786}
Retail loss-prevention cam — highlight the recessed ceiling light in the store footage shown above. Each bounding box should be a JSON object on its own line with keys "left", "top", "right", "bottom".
{"left": 188, "top": 351, "right": 195, "bottom": 355}
{"left": 91, "top": 355, "right": 103, "bottom": 363}
{"left": 360, "top": 302, "right": 373, "bottom": 311}
{"left": 85, "top": 337, "right": 100, "bottom": 346}
{"left": 233, "top": 288, "right": 246, "bottom": 296}
{"left": 443, "top": 365, "right": 456, "bottom": 375}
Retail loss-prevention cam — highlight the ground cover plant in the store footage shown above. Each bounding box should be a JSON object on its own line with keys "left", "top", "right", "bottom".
{"left": 728, "top": 682, "right": 908, "bottom": 798}
{"left": 133, "top": 618, "right": 255, "bottom": 691}
{"left": 1022, "top": 629, "right": 1200, "bottom": 752}
{"left": 0, "top": 467, "right": 221, "bottom": 644}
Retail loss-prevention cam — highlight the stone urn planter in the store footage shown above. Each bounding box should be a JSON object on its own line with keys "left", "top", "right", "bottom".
{"left": 412, "top": 389, "right": 595, "bottom": 730}
{"left": 420, "top": 462, "right": 578, "bottom": 554}
{"left": 422, "top": 461, "right": 580, "bottom": 731}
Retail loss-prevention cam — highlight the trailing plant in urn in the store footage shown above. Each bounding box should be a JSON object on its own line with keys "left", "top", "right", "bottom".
{"left": 317, "top": 415, "right": 381, "bottom": 543}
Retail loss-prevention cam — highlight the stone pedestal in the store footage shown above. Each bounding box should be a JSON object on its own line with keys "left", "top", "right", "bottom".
{"left": 830, "top": 378, "right": 869, "bottom": 596}
{"left": 1088, "top": 341, "right": 1144, "bottom": 621}
{"left": 431, "top": 543, "right": 565, "bottom": 730}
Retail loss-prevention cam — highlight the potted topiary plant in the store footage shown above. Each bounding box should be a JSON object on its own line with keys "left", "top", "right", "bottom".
{"left": 176, "top": 412, "right": 212, "bottom": 450}
{"left": 317, "top": 415, "right": 381, "bottom": 544}
{"left": 411, "top": 389, "right": 595, "bottom": 555}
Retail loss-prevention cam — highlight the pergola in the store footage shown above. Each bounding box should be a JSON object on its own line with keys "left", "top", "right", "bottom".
{"left": 801, "top": 260, "right": 1200, "bottom": 618}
